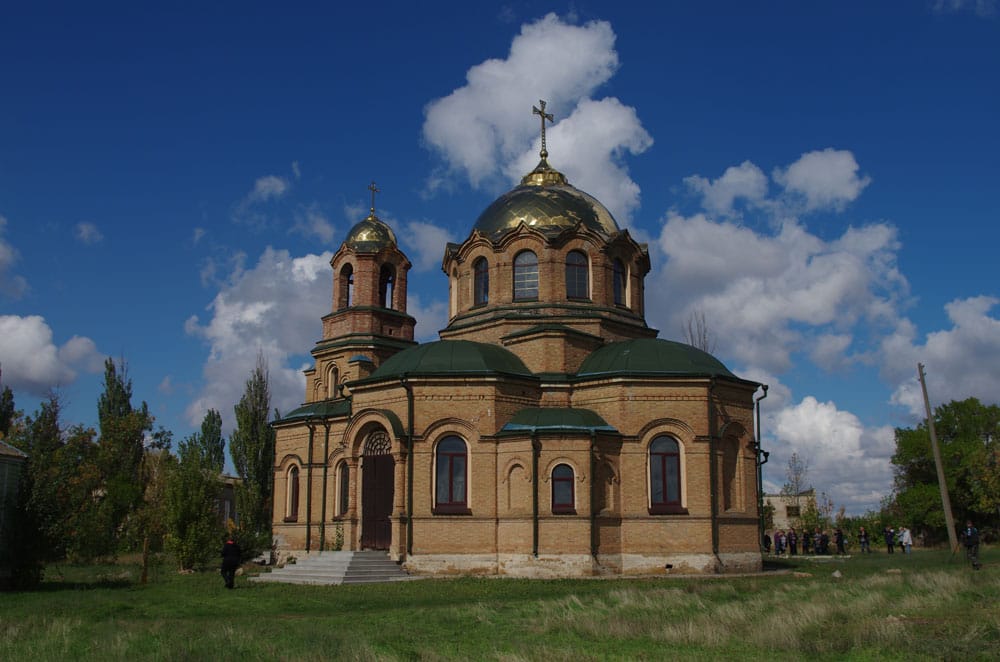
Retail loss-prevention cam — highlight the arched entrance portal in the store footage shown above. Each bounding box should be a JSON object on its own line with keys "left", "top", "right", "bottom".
{"left": 361, "top": 430, "right": 394, "bottom": 550}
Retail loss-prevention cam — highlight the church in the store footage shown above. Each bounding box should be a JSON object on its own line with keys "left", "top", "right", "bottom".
{"left": 271, "top": 104, "right": 763, "bottom": 576}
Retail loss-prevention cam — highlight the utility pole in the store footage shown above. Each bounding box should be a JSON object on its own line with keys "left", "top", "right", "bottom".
{"left": 917, "top": 363, "right": 959, "bottom": 552}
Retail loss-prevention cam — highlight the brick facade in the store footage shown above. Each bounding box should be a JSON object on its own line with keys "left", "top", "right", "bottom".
{"left": 271, "top": 163, "right": 763, "bottom": 576}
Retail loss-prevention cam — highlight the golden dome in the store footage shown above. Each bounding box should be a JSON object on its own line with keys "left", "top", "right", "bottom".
{"left": 344, "top": 213, "right": 397, "bottom": 251}
{"left": 472, "top": 158, "right": 620, "bottom": 238}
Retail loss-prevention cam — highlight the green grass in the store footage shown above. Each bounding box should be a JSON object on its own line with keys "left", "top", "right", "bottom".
{"left": 1, "top": 549, "right": 997, "bottom": 661}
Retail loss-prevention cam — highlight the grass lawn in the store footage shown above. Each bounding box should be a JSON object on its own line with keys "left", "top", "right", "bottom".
{"left": 1, "top": 548, "right": 997, "bottom": 661}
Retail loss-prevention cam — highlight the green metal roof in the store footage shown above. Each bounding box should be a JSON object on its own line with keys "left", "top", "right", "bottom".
{"left": 577, "top": 338, "right": 736, "bottom": 379}
{"left": 500, "top": 407, "right": 618, "bottom": 435}
{"left": 362, "top": 340, "right": 534, "bottom": 382}
{"left": 275, "top": 398, "right": 352, "bottom": 424}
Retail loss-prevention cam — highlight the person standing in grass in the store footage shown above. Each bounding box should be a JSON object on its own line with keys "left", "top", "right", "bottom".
{"left": 962, "top": 521, "right": 981, "bottom": 570}
{"left": 858, "top": 526, "right": 871, "bottom": 553}
{"left": 788, "top": 528, "right": 798, "bottom": 556}
{"left": 221, "top": 535, "right": 242, "bottom": 589}
{"left": 900, "top": 527, "right": 913, "bottom": 556}
{"left": 884, "top": 527, "right": 895, "bottom": 554}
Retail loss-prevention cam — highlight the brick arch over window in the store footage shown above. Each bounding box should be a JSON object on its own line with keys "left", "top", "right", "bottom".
{"left": 551, "top": 463, "right": 575, "bottom": 514}
{"left": 338, "top": 263, "right": 354, "bottom": 309}
{"left": 648, "top": 435, "right": 686, "bottom": 515}
{"left": 284, "top": 464, "right": 300, "bottom": 522}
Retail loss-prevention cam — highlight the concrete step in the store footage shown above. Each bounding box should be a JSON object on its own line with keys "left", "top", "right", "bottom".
{"left": 251, "top": 551, "right": 415, "bottom": 586}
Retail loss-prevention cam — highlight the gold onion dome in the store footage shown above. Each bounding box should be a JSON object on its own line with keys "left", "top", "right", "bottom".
{"left": 472, "top": 100, "right": 619, "bottom": 239}
{"left": 472, "top": 157, "right": 621, "bottom": 238}
{"left": 345, "top": 181, "right": 397, "bottom": 251}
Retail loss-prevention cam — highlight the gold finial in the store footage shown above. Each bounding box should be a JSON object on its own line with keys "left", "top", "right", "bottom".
{"left": 532, "top": 100, "right": 554, "bottom": 160}
{"left": 368, "top": 181, "right": 380, "bottom": 217}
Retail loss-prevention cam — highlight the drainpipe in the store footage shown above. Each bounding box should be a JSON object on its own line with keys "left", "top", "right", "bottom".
{"left": 708, "top": 377, "right": 719, "bottom": 566}
{"left": 401, "top": 374, "right": 414, "bottom": 557}
{"left": 589, "top": 430, "right": 598, "bottom": 559}
{"left": 754, "top": 385, "right": 769, "bottom": 552}
{"left": 532, "top": 434, "right": 540, "bottom": 558}
{"left": 319, "top": 420, "right": 330, "bottom": 554}
{"left": 306, "top": 421, "right": 315, "bottom": 553}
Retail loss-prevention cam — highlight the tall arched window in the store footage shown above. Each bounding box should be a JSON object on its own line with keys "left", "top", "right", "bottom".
{"left": 435, "top": 436, "right": 468, "bottom": 513}
{"left": 285, "top": 466, "right": 300, "bottom": 522}
{"left": 613, "top": 259, "right": 627, "bottom": 306}
{"left": 723, "top": 437, "right": 740, "bottom": 511}
{"left": 649, "top": 436, "right": 683, "bottom": 514}
{"left": 339, "top": 264, "right": 354, "bottom": 309}
{"left": 337, "top": 461, "right": 350, "bottom": 516}
{"left": 379, "top": 265, "right": 396, "bottom": 309}
{"left": 565, "top": 250, "right": 589, "bottom": 299}
{"left": 473, "top": 257, "right": 489, "bottom": 306}
{"left": 551, "top": 463, "right": 575, "bottom": 514}
{"left": 513, "top": 251, "right": 539, "bottom": 301}
{"left": 327, "top": 364, "right": 339, "bottom": 399}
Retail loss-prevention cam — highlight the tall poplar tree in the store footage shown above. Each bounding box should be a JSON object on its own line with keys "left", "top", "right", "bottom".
{"left": 229, "top": 354, "right": 275, "bottom": 556}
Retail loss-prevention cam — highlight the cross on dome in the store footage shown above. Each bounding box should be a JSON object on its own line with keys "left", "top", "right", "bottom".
{"left": 368, "top": 181, "right": 380, "bottom": 217}
{"left": 532, "top": 100, "right": 554, "bottom": 160}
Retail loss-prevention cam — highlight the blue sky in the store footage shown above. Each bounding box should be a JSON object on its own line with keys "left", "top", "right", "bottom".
{"left": 1, "top": 1, "right": 998, "bottom": 513}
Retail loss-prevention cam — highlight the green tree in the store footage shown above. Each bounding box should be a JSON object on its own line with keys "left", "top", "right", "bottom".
{"left": 229, "top": 354, "right": 275, "bottom": 558}
{"left": 0, "top": 382, "right": 14, "bottom": 436}
{"left": 93, "top": 358, "right": 153, "bottom": 558}
{"left": 888, "top": 397, "right": 1000, "bottom": 543}
{"left": 166, "top": 411, "right": 225, "bottom": 570}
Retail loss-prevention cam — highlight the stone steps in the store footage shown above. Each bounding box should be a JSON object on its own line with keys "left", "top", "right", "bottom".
{"left": 251, "top": 551, "right": 416, "bottom": 586}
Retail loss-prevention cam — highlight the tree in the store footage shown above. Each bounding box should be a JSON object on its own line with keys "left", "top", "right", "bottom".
{"left": 166, "top": 410, "right": 226, "bottom": 570}
{"left": 888, "top": 397, "right": 1000, "bottom": 543}
{"left": 683, "top": 309, "right": 717, "bottom": 354}
{"left": 0, "top": 371, "right": 14, "bottom": 436}
{"left": 229, "top": 354, "right": 275, "bottom": 557}
{"left": 93, "top": 357, "right": 152, "bottom": 558}
{"left": 781, "top": 452, "right": 811, "bottom": 497}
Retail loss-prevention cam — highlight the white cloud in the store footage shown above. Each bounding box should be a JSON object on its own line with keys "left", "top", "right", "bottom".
{"left": 883, "top": 296, "right": 1000, "bottom": 417}
{"left": 292, "top": 205, "right": 336, "bottom": 244}
{"left": 185, "top": 248, "right": 334, "bottom": 428}
{"left": 0, "top": 315, "right": 104, "bottom": 395}
{"left": 810, "top": 333, "right": 854, "bottom": 371}
{"left": 684, "top": 161, "right": 769, "bottom": 217}
{"left": 74, "top": 221, "right": 104, "bottom": 245}
{"left": 399, "top": 221, "right": 457, "bottom": 272}
{"left": 407, "top": 293, "right": 449, "bottom": 343}
{"left": 249, "top": 175, "right": 290, "bottom": 202}
{"left": 192, "top": 227, "right": 206, "bottom": 245}
{"left": 773, "top": 149, "right": 871, "bottom": 212}
{"left": 0, "top": 215, "right": 28, "bottom": 299}
{"left": 291, "top": 161, "right": 301, "bottom": 180}
{"left": 932, "top": 0, "right": 997, "bottom": 17}
{"left": 769, "top": 396, "right": 896, "bottom": 512}
{"left": 422, "top": 13, "right": 650, "bottom": 223}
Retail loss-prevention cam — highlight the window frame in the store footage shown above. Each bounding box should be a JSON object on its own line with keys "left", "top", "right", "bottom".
{"left": 284, "top": 465, "right": 300, "bottom": 522}
{"left": 434, "top": 435, "right": 470, "bottom": 515}
{"left": 565, "top": 250, "right": 590, "bottom": 300}
{"left": 551, "top": 463, "right": 576, "bottom": 514}
{"left": 649, "top": 436, "right": 687, "bottom": 515}
{"left": 612, "top": 258, "right": 627, "bottom": 307}
{"left": 513, "top": 250, "right": 539, "bottom": 301}
{"left": 336, "top": 461, "right": 350, "bottom": 517}
{"left": 473, "top": 257, "right": 489, "bottom": 307}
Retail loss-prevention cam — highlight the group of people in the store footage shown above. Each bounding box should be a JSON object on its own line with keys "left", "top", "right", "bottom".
{"left": 877, "top": 526, "right": 914, "bottom": 555}
{"left": 764, "top": 527, "right": 847, "bottom": 556}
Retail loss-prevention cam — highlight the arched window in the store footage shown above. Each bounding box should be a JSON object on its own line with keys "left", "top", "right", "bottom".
{"left": 565, "top": 250, "right": 589, "bottom": 299}
{"left": 337, "top": 462, "right": 350, "bottom": 516}
{"left": 435, "top": 436, "right": 468, "bottom": 513}
{"left": 327, "top": 364, "right": 339, "bottom": 399}
{"left": 339, "top": 264, "right": 354, "bottom": 309}
{"left": 513, "top": 251, "right": 539, "bottom": 301}
{"left": 613, "top": 259, "right": 627, "bottom": 306}
{"left": 473, "top": 257, "right": 489, "bottom": 306}
{"left": 285, "top": 465, "right": 300, "bottom": 522}
{"left": 551, "top": 463, "right": 575, "bottom": 514}
{"left": 379, "top": 265, "right": 395, "bottom": 309}
{"left": 649, "top": 436, "right": 683, "bottom": 514}
{"left": 723, "top": 437, "right": 740, "bottom": 511}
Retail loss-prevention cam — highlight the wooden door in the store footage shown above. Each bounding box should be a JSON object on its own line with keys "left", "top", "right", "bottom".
{"left": 361, "top": 454, "right": 394, "bottom": 549}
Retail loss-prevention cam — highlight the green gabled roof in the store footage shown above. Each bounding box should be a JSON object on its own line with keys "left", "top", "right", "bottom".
{"left": 577, "top": 338, "right": 736, "bottom": 379}
{"left": 275, "top": 398, "right": 352, "bottom": 424}
{"left": 360, "top": 340, "right": 535, "bottom": 383}
{"left": 499, "top": 407, "right": 618, "bottom": 435}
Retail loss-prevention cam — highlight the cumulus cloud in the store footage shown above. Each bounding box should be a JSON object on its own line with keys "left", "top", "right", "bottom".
{"left": 0, "top": 215, "right": 28, "bottom": 299}
{"left": 651, "top": 212, "right": 906, "bottom": 373}
{"left": 684, "top": 161, "right": 769, "bottom": 217}
{"left": 882, "top": 296, "right": 1000, "bottom": 417}
{"left": 74, "top": 221, "right": 104, "bottom": 245}
{"left": 249, "top": 175, "right": 290, "bottom": 202}
{"left": 292, "top": 205, "right": 336, "bottom": 244}
{"left": 422, "top": 13, "right": 651, "bottom": 223}
{"left": 399, "top": 221, "right": 457, "bottom": 272}
{"left": 768, "top": 396, "right": 896, "bottom": 512}
{"left": 185, "top": 248, "right": 334, "bottom": 427}
{"left": 0, "top": 315, "right": 104, "bottom": 395}
{"left": 407, "top": 293, "right": 449, "bottom": 342}
{"left": 232, "top": 174, "right": 293, "bottom": 230}
{"left": 773, "top": 148, "right": 871, "bottom": 212}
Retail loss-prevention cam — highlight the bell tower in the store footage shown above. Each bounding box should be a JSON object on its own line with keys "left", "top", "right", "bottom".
{"left": 304, "top": 183, "right": 416, "bottom": 403}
